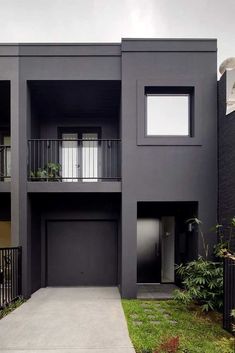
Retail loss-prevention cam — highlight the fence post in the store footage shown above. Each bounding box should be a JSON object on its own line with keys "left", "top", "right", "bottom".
{"left": 223, "top": 257, "right": 235, "bottom": 332}
{"left": 18, "top": 246, "right": 22, "bottom": 297}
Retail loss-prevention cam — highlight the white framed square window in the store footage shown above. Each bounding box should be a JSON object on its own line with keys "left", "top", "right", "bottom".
{"left": 146, "top": 94, "right": 190, "bottom": 136}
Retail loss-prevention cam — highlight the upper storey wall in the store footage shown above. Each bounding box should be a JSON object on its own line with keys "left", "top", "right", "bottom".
{"left": 120, "top": 39, "right": 217, "bottom": 254}
{"left": 121, "top": 38, "right": 217, "bottom": 199}
{"left": 0, "top": 44, "right": 121, "bottom": 80}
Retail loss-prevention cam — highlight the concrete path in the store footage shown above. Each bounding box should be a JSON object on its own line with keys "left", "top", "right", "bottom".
{"left": 137, "top": 284, "right": 178, "bottom": 299}
{"left": 0, "top": 287, "right": 135, "bottom": 353}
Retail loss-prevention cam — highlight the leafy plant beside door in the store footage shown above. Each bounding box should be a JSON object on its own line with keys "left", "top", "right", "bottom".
{"left": 30, "top": 162, "right": 61, "bottom": 181}
{"left": 173, "top": 218, "right": 226, "bottom": 312}
{"left": 173, "top": 256, "right": 223, "bottom": 311}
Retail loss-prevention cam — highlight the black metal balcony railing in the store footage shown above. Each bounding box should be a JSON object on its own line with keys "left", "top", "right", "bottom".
{"left": 28, "top": 139, "right": 121, "bottom": 182}
{"left": 0, "top": 145, "right": 11, "bottom": 181}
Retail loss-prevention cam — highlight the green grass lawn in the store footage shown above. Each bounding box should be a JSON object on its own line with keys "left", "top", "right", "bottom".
{"left": 122, "top": 300, "right": 234, "bottom": 353}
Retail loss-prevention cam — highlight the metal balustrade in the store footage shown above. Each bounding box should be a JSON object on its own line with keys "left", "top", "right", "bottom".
{"left": 0, "top": 247, "right": 22, "bottom": 308}
{"left": 0, "top": 145, "right": 11, "bottom": 181}
{"left": 28, "top": 139, "right": 121, "bottom": 182}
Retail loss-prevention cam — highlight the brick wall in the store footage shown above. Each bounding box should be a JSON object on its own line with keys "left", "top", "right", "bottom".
{"left": 218, "top": 74, "right": 235, "bottom": 250}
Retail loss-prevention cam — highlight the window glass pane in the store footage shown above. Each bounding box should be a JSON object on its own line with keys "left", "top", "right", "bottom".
{"left": 146, "top": 94, "right": 189, "bottom": 136}
{"left": 82, "top": 133, "right": 98, "bottom": 182}
{"left": 62, "top": 133, "right": 78, "bottom": 182}
{"left": 3, "top": 136, "right": 11, "bottom": 181}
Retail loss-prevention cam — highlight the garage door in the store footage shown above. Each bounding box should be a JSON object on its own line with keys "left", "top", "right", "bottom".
{"left": 47, "top": 220, "right": 117, "bottom": 286}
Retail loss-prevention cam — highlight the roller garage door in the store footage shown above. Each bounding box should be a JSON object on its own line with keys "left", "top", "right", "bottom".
{"left": 47, "top": 220, "right": 118, "bottom": 286}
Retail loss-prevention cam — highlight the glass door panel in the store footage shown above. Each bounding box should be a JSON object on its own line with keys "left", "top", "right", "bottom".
{"left": 61, "top": 133, "right": 78, "bottom": 182}
{"left": 161, "top": 217, "right": 175, "bottom": 283}
{"left": 3, "top": 136, "right": 11, "bottom": 182}
{"left": 82, "top": 133, "right": 98, "bottom": 182}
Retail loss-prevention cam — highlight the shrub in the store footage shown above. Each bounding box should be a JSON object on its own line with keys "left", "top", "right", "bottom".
{"left": 173, "top": 257, "right": 223, "bottom": 311}
{"left": 173, "top": 218, "right": 225, "bottom": 311}
{"left": 231, "top": 309, "right": 235, "bottom": 333}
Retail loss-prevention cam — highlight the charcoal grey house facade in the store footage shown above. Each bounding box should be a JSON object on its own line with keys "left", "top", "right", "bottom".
{"left": 0, "top": 39, "right": 218, "bottom": 299}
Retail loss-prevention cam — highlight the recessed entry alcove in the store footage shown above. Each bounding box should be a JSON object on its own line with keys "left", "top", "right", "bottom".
{"left": 137, "top": 202, "right": 198, "bottom": 285}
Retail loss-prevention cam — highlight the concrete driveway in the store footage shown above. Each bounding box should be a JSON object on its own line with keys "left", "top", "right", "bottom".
{"left": 0, "top": 287, "right": 135, "bottom": 353}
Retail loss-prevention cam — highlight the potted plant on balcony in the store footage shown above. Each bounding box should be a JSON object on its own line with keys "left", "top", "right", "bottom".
{"left": 30, "top": 162, "right": 61, "bottom": 181}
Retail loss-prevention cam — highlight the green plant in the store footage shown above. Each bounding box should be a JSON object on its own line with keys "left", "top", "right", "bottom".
{"left": 0, "top": 298, "right": 25, "bottom": 320}
{"left": 173, "top": 257, "right": 223, "bottom": 311}
{"left": 173, "top": 218, "right": 226, "bottom": 312}
{"left": 215, "top": 337, "right": 235, "bottom": 352}
{"left": 214, "top": 218, "right": 235, "bottom": 258}
{"left": 231, "top": 309, "right": 235, "bottom": 333}
{"left": 30, "top": 162, "right": 61, "bottom": 181}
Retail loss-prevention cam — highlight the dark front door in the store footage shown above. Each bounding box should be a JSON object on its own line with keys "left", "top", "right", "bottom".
{"left": 47, "top": 220, "right": 117, "bottom": 286}
{"left": 137, "top": 217, "right": 175, "bottom": 283}
{"left": 137, "top": 218, "right": 161, "bottom": 283}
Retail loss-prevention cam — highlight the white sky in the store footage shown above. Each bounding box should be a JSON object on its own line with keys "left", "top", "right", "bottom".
{"left": 0, "top": 0, "right": 234, "bottom": 69}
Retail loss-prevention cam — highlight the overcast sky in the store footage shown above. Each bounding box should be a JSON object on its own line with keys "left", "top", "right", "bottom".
{"left": 0, "top": 0, "right": 234, "bottom": 69}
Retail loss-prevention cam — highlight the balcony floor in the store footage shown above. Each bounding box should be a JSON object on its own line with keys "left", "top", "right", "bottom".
{"left": 27, "top": 181, "right": 121, "bottom": 193}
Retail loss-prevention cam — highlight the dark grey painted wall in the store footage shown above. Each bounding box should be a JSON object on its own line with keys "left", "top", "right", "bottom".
{"left": 30, "top": 198, "right": 41, "bottom": 293}
{"left": 15, "top": 45, "right": 121, "bottom": 297}
{"left": 218, "top": 74, "right": 235, "bottom": 251}
{"left": 0, "top": 41, "right": 218, "bottom": 298}
{"left": 121, "top": 39, "right": 217, "bottom": 297}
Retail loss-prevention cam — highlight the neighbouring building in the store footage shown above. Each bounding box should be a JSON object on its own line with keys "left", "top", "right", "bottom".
{"left": 218, "top": 66, "right": 235, "bottom": 251}
{"left": 0, "top": 39, "right": 218, "bottom": 298}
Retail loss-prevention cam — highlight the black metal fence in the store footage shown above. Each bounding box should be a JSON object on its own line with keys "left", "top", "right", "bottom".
{"left": 223, "top": 257, "right": 235, "bottom": 333}
{"left": 0, "top": 247, "right": 22, "bottom": 308}
{"left": 28, "top": 139, "right": 121, "bottom": 181}
{"left": 0, "top": 145, "right": 11, "bottom": 181}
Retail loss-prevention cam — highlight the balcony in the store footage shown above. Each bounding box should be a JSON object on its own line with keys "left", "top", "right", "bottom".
{"left": 28, "top": 139, "right": 121, "bottom": 183}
